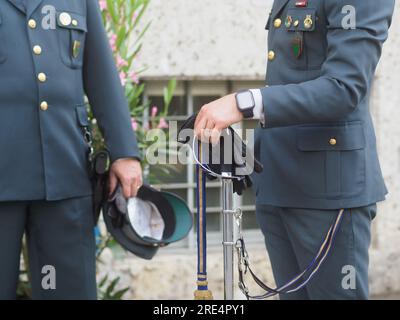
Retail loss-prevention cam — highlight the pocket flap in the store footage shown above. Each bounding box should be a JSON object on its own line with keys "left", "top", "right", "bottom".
{"left": 286, "top": 8, "right": 316, "bottom": 32}
{"left": 297, "top": 123, "right": 365, "bottom": 151}
{"left": 76, "top": 104, "right": 89, "bottom": 127}
{"left": 57, "top": 11, "right": 87, "bottom": 32}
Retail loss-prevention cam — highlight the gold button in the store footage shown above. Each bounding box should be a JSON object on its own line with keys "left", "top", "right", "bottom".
{"left": 33, "top": 45, "right": 42, "bottom": 55}
{"left": 59, "top": 12, "right": 72, "bottom": 26}
{"left": 268, "top": 50, "right": 276, "bottom": 61}
{"left": 40, "top": 101, "right": 49, "bottom": 111}
{"left": 329, "top": 138, "right": 337, "bottom": 146}
{"left": 38, "top": 73, "right": 47, "bottom": 82}
{"left": 72, "top": 19, "right": 78, "bottom": 26}
{"left": 274, "top": 18, "right": 282, "bottom": 28}
{"left": 304, "top": 15, "right": 313, "bottom": 29}
{"left": 28, "top": 19, "right": 37, "bottom": 29}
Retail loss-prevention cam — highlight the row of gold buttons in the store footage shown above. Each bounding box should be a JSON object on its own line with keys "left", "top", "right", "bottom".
{"left": 29, "top": 19, "right": 48, "bottom": 111}
{"left": 267, "top": 18, "right": 283, "bottom": 61}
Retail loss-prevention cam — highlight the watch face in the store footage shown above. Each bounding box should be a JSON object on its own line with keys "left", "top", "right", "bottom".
{"left": 237, "top": 92, "right": 254, "bottom": 110}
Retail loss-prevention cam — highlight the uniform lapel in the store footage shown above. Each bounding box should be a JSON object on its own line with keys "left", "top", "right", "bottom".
{"left": 271, "top": 0, "right": 291, "bottom": 19}
{"left": 6, "top": 0, "right": 27, "bottom": 14}
{"left": 26, "top": 0, "right": 45, "bottom": 17}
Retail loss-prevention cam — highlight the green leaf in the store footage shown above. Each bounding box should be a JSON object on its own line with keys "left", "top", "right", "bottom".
{"left": 162, "top": 79, "right": 177, "bottom": 116}
{"left": 112, "top": 288, "right": 130, "bottom": 300}
{"left": 98, "top": 275, "right": 109, "bottom": 288}
{"left": 106, "top": 0, "right": 118, "bottom": 24}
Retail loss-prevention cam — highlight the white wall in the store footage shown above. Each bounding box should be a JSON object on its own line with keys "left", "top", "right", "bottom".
{"left": 137, "top": 0, "right": 269, "bottom": 79}
{"left": 370, "top": 1, "right": 400, "bottom": 295}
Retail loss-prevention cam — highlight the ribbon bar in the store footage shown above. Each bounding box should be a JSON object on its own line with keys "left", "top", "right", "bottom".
{"left": 295, "top": 0, "right": 308, "bottom": 7}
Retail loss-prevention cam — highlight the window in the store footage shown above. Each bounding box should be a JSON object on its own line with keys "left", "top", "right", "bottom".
{"left": 144, "top": 80, "right": 265, "bottom": 249}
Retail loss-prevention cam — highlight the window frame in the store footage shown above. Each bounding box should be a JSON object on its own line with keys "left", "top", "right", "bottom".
{"left": 143, "top": 80, "right": 265, "bottom": 250}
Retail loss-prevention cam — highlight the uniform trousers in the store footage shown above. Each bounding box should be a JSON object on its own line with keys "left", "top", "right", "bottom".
{"left": 256, "top": 204, "right": 376, "bottom": 300}
{"left": 0, "top": 196, "right": 97, "bottom": 300}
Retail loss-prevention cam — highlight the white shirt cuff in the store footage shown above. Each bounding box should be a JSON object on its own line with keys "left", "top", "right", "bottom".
{"left": 249, "top": 89, "right": 265, "bottom": 125}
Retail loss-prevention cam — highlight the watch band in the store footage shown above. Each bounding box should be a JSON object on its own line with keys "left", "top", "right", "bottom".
{"left": 241, "top": 108, "right": 254, "bottom": 119}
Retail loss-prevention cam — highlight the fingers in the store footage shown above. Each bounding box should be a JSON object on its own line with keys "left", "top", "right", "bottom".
{"left": 109, "top": 159, "right": 143, "bottom": 199}
{"left": 200, "top": 119, "right": 215, "bottom": 142}
{"left": 120, "top": 175, "right": 142, "bottom": 198}
{"left": 210, "top": 128, "right": 222, "bottom": 146}
{"left": 108, "top": 171, "right": 118, "bottom": 197}
{"left": 130, "top": 176, "right": 143, "bottom": 198}
{"left": 195, "top": 116, "right": 217, "bottom": 144}
{"left": 121, "top": 180, "right": 132, "bottom": 199}
{"left": 194, "top": 111, "right": 207, "bottom": 138}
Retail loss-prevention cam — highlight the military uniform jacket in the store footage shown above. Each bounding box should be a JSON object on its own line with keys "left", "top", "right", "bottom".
{"left": 253, "top": 0, "right": 395, "bottom": 209}
{"left": 0, "top": 0, "right": 139, "bottom": 201}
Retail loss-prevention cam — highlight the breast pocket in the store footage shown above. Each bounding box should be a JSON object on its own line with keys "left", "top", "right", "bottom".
{"left": 57, "top": 11, "right": 87, "bottom": 69}
{"left": 0, "top": 11, "right": 7, "bottom": 64}
{"left": 281, "top": 8, "right": 321, "bottom": 70}
{"left": 295, "top": 122, "right": 366, "bottom": 199}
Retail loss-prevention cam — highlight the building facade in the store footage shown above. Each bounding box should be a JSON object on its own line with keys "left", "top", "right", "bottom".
{"left": 99, "top": 0, "right": 400, "bottom": 299}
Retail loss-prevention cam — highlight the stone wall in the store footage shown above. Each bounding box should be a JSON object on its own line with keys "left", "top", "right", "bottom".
{"left": 369, "top": 0, "right": 400, "bottom": 295}
{"left": 99, "top": 245, "right": 274, "bottom": 300}
{"left": 100, "top": 0, "right": 400, "bottom": 299}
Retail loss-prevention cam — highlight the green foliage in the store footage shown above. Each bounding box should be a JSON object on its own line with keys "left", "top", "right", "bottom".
{"left": 92, "top": 0, "right": 176, "bottom": 172}
{"left": 97, "top": 275, "right": 130, "bottom": 300}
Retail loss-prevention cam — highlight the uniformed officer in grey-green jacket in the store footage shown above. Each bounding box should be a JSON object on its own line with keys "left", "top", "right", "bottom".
{"left": 195, "top": 0, "right": 395, "bottom": 299}
{"left": 0, "top": 0, "right": 143, "bottom": 299}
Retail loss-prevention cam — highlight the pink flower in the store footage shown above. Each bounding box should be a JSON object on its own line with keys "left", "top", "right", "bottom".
{"left": 151, "top": 106, "right": 158, "bottom": 118}
{"left": 119, "top": 71, "right": 127, "bottom": 86}
{"left": 116, "top": 55, "right": 128, "bottom": 68}
{"left": 99, "top": 0, "right": 107, "bottom": 11}
{"left": 132, "top": 12, "right": 139, "bottom": 23}
{"left": 109, "top": 33, "right": 117, "bottom": 51}
{"left": 158, "top": 117, "right": 169, "bottom": 129}
{"left": 131, "top": 118, "right": 138, "bottom": 131}
{"left": 128, "top": 70, "right": 139, "bottom": 84}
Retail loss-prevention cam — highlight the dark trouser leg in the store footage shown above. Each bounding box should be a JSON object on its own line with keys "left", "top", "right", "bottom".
{"left": 26, "top": 196, "right": 97, "bottom": 300}
{"left": 0, "top": 202, "right": 28, "bottom": 300}
{"left": 256, "top": 204, "right": 310, "bottom": 300}
{"left": 280, "top": 205, "right": 376, "bottom": 300}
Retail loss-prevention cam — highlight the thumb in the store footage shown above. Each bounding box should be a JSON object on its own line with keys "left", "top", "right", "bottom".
{"left": 108, "top": 171, "right": 118, "bottom": 197}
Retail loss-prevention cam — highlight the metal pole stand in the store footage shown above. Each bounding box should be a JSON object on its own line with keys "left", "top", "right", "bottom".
{"left": 222, "top": 172, "right": 235, "bottom": 300}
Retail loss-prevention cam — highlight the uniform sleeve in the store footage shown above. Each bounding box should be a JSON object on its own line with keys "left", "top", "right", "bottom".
{"left": 249, "top": 89, "right": 265, "bottom": 125}
{"left": 261, "top": 0, "right": 395, "bottom": 128}
{"left": 83, "top": 0, "right": 140, "bottom": 162}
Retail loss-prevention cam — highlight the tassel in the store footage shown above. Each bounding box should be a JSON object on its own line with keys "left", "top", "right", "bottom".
{"left": 194, "top": 279, "right": 213, "bottom": 300}
{"left": 194, "top": 290, "right": 214, "bottom": 300}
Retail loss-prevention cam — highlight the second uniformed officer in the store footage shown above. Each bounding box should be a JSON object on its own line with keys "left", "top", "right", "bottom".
{"left": 0, "top": 0, "right": 142, "bottom": 299}
{"left": 194, "top": 0, "right": 395, "bottom": 299}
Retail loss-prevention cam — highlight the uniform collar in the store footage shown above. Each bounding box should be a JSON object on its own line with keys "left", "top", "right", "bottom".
{"left": 271, "top": 0, "right": 290, "bottom": 19}
{"left": 7, "top": 0, "right": 26, "bottom": 13}
{"left": 7, "top": 0, "right": 44, "bottom": 17}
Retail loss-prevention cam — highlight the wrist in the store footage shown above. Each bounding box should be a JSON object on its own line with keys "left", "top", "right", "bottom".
{"left": 113, "top": 157, "right": 141, "bottom": 165}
